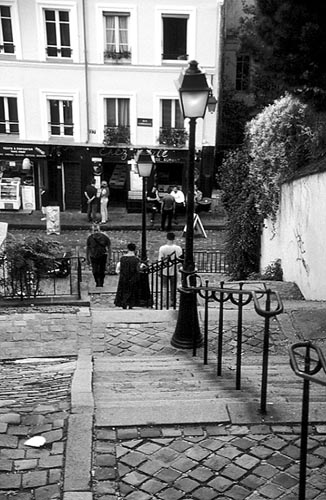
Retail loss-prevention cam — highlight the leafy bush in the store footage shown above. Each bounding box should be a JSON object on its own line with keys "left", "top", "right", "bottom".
{"left": 0, "top": 234, "right": 64, "bottom": 299}
{"left": 220, "top": 149, "right": 261, "bottom": 279}
{"left": 249, "top": 259, "right": 283, "bottom": 281}
{"left": 219, "top": 93, "right": 323, "bottom": 280}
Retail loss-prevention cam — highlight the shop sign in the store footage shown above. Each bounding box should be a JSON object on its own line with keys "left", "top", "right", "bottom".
{"left": 0, "top": 145, "right": 47, "bottom": 158}
{"left": 99, "top": 147, "right": 187, "bottom": 163}
{"left": 137, "top": 118, "right": 153, "bottom": 127}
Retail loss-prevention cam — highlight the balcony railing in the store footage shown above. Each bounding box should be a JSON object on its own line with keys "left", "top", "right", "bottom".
{"left": 162, "top": 53, "right": 188, "bottom": 61}
{"left": 0, "top": 43, "right": 15, "bottom": 54}
{"left": 0, "top": 121, "right": 19, "bottom": 134}
{"left": 46, "top": 46, "right": 72, "bottom": 58}
{"left": 158, "top": 127, "right": 188, "bottom": 148}
{"left": 48, "top": 122, "right": 74, "bottom": 137}
{"left": 104, "top": 49, "right": 131, "bottom": 63}
{"left": 103, "top": 125, "right": 130, "bottom": 146}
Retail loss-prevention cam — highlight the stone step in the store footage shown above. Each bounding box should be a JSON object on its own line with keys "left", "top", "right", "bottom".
{"left": 93, "top": 354, "right": 324, "bottom": 426}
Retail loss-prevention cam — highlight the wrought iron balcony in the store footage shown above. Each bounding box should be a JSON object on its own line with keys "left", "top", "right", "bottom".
{"left": 158, "top": 127, "right": 188, "bottom": 148}
{"left": 103, "top": 125, "right": 131, "bottom": 146}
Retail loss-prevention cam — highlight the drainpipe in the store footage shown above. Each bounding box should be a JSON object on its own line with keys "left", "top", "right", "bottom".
{"left": 82, "top": 0, "right": 90, "bottom": 143}
{"left": 215, "top": 0, "right": 225, "bottom": 151}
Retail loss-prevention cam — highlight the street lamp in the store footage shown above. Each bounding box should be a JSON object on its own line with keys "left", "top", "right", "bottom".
{"left": 171, "top": 60, "right": 216, "bottom": 349}
{"left": 136, "top": 149, "right": 155, "bottom": 305}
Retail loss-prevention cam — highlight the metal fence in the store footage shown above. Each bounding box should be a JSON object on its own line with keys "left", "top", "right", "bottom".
{"left": 0, "top": 255, "right": 84, "bottom": 301}
{"left": 109, "top": 249, "right": 228, "bottom": 274}
{"left": 193, "top": 250, "right": 228, "bottom": 273}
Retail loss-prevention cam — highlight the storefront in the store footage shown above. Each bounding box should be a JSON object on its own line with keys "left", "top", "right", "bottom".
{"left": 0, "top": 143, "right": 215, "bottom": 214}
{"left": 0, "top": 144, "right": 47, "bottom": 212}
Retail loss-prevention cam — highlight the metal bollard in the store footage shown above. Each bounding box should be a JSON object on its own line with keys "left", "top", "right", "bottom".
{"left": 289, "top": 341, "right": 326, "bottom": 500}
{"left": 252, "top": 290, "right": 283, "bottom": 413}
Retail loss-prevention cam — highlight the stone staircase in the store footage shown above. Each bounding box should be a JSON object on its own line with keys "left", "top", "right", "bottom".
{"left": 93, "top": 353, "right": 326, "bottom": 427}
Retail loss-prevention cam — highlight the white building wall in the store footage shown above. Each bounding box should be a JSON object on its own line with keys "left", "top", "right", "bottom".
{"left": 260, "top": 172, "right": 326, "bottom": 300}
{"left": 0, "top": 0, "right": 222, "bottom": 148}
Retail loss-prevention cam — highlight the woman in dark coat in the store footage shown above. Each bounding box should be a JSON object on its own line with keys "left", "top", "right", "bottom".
{"left": 114, "top": 243, "right": 140, "bottom": 309}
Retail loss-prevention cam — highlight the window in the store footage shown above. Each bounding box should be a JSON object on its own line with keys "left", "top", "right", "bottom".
{"left": 161, "top": 99, "right": 183, "bottom": 128}
{"left": 104, "top": 98, "right": 130, "bottom": 144}
{"left": 106, "top": 98, "right": 129, "bottom": 127}
{"left": 45, "top": 9, "right": 71, "bottom": 58}
{"left": 159, "top": 99, "right": 187, "bottom": 147}
{"left": 236, "top": 54, "right": 250, "bottom": 91}
{"left": 0, "top": 96, "right": 18, "bottom": 134}
{"left": 162, "top": 15, "right": 188, "bottom": 60}
{"left": 0, "top": 6, "right": 14, "bottom": 54}
{"left": 104, "top": 12, "right": 130, "bottom": 61}
{"left": 48, "top": 99, "right": 73, "bottom": 136}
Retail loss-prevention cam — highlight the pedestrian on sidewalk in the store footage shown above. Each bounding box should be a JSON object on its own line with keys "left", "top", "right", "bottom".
{"left": 146, "top": 184, "right": 161, "bottom": 225}
{"left": 114, "top": 242, "right": 140, "bottom": 309}
{"left": 171, "top": 185, "right": 185, "bottom": 224}
{"left": 100, "top": 180, "right": 110, "bottom": 223}
{"left": 40, "top": 186, "right": 49, "bottom": 221}
{"left": 158, "top": 232, "right": 183, "bottom": 308}
{"left": 86, "top": 224, "right": 111, "bottom": 287}
{"left": 84, "top": 178, "right": 98, "bottom": 222}
{"left": 160, "top": 187, "right": 175, "bottom": 231}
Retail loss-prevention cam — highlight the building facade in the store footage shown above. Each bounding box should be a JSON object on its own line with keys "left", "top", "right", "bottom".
{"left": 0, "top": 0, "right": 223, "bottom": 213}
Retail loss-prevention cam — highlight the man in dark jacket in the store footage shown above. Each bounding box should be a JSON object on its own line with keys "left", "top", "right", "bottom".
{"left": 84, "top": 178, "right": 98, "bottom": 222}
{"left": 86, "top": 224, "right": 111, "bottom": 287}
{"left": 160, "top": 187, "right": 175, "bottom": 231}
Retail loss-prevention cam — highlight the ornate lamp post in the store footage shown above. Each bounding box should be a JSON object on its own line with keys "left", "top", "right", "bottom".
{"left": 136, "top": 149, "right": 155, "bottom": 305}
{"left": 171, "top": 60, "right": 216, "bottom": 349}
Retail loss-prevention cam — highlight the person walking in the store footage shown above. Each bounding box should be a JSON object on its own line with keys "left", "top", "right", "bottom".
{"left": 86, "top": 224, "right": 111, "bottom": 287}
{"left": 114, "top": 243, "right": 140, "bottom": 309}
{"left": 160, "top": 187, "right": 175, "bottom": 231}
{"left": 158, "top": 232, "right": 183, "bottom": 308}
{"left": 84, "top": 178, "right": 98, "bottom": 222}
{"left": 100, "top": 180, "right": 110, "bottom": 223}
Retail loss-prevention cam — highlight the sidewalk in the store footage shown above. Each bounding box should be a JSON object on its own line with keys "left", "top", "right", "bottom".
{"left": 0, "top": 206, "right": 228, "bottom": 231}
{"left": 1, "top": 289, "right": 326, "bottom": 499}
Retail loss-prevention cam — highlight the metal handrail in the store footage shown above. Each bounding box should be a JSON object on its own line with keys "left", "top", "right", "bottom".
{"left": 180, "top": 278, "right": 284, "bottom": 413}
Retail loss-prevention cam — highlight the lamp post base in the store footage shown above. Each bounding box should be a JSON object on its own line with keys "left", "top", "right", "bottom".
{"left": 171, "top": 288, "right": 203, "bottom": 349}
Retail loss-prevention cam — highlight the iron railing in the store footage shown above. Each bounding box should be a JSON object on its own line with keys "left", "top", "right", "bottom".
{"left": 182, "top": 276, "right": 284, "bottom": 414}
{"left": 109, "top": 249, "right": 228, "bottom": 275}
{"left": 289, "top": 342, "right": 326, "bottom": 500}
{"left": 193, "top": 250, "right": 228, "bottom": 273}
{"left": 0, "top": 254, "right": 85, "bottom": 301}
{"left": 144, "top": 252, "right": 180, "bottom": 310}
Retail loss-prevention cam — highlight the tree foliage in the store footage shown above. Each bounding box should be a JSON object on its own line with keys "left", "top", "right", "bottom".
{"left": 255, "top": 0, "right": 326, "bottom": 108}
{"left": 220, "top": 149, "right": 261, "bottom": 279}
{"left": 246, "top": 93, "right": 321, "bottom": 219}
{"left": 220, "top": 93, "right": 322, "bottom": 278}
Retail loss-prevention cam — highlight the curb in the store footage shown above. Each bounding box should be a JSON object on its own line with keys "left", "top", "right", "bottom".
{"left": 63, "top": 349, "right": 94, "bottom": 496}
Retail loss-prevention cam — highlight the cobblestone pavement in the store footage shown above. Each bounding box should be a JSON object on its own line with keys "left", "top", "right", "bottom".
{"left": 9, "top": 229, "right": 227, "bottom": 263}
{"left": 0, "top": 358, "right": 76, "bottom": 499}
{"left": 92, "top": 423, "right": 326, "bottom": 500}
{"left": 1, "top": 281, "right": 326, "bottom": 498}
